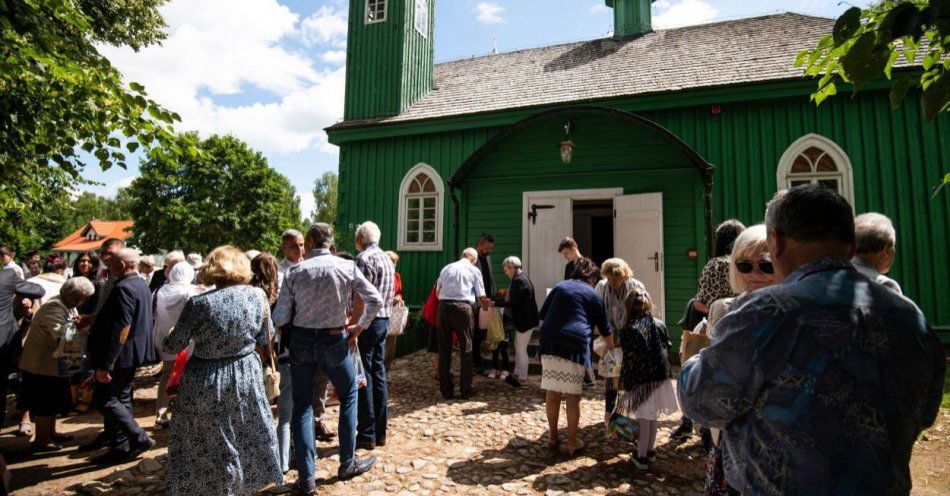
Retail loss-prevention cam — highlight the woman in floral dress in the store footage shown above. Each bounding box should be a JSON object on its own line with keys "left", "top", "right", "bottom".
{"left": 163, "top": 246, "right": 282, "bottom": 496}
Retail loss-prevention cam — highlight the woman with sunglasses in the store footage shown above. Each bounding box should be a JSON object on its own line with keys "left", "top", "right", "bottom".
{"left": 703, "top": 224, "right": 778, "bottom": 496}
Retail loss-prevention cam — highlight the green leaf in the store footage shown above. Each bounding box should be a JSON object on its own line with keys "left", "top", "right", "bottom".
{"left": 880, "top": 3, "right": 921, "bottom": 43}
{"left": 922, "top": 68, "right": 950, "bottom": 122}
{"left": 126, "top": 142, "right": 140, "bottom": 152}
{"left": 932, "top": 173, "right": 950, "bottom": 199}
{"left": 129, "top": 81, "right": 145, "bottom": 93}
{"left": 839, "top": 32, "right": 891, "bottom": 89}
{"left": 835, "top": 7, "right": 864, "bottom": 46}
{"left": 890, "top": 75, "right": 914, "bottom": 108}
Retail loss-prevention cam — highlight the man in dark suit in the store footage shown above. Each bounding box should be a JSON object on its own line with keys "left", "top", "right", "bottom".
{"left": 473, "top": 234, "right": 495, "bottom": 372}
{"left": 88, "top": 248, "right": 156, "bottom": 464}
{"left": 0, "top": 269, "right": 44, "bottom": 422}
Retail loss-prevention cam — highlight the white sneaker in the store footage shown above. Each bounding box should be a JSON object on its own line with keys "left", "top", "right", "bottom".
{"left": 499, "top": 371, "right": 509, "bottom": 380}
{"left": 487, "top": 370, "right": 497, "bottom": 379}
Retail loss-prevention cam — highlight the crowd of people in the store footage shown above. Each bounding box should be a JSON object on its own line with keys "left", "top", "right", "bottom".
{"left": 0, "top": 184, "right": 945, "bottom": 495}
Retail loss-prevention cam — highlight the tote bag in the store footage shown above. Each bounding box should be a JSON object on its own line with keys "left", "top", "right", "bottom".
{"left": 679, "top": 318, "right": 711, "bottom": 365}
{"left": 388, "top": 304, "right": 409, "bottom": 336}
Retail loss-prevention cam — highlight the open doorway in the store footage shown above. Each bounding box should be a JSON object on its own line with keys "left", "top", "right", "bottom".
{"left": 572, "top": 199, "right": 613, "bottom": 267}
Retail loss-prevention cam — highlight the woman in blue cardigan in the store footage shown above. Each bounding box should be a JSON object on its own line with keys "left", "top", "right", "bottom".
{"left": 539, "top": 257, "right": 612, "bottom": 456}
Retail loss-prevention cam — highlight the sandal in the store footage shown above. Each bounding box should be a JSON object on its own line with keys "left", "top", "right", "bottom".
{"left": 562, "top": 438, "right": 586, "bottom": 457}
{"left": 16, "top": 422, "right": 32, "bottom": 437}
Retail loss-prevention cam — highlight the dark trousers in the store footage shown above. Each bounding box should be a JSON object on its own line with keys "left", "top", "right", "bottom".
{"left": 93, "top": 367, "right": 149, "bottom": 452}
{"left": 0, "top": 340, "right": 18, "bottom": 421}
{"left": 472, "top": 327, "right": 487, "bottom": 367}
{"left": 357, "top": 317, "right": 389, "bottom": 442}
{"left": 437, "top": 302, "right": 474, "bottom": 399}
{"left": 491, "top": 340, "right": 509, "bottom": 371}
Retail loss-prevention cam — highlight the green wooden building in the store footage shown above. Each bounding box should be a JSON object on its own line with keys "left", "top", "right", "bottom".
{"left": 326, "top": 0, "right": 950, "bottom": 345}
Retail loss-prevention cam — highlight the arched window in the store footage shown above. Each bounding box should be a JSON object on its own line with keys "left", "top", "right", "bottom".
{"left": 777, "top": 134, "right": 854, "bottom": 206}
{"left": 397, "top": 163, "right": 444, "bottom": 251}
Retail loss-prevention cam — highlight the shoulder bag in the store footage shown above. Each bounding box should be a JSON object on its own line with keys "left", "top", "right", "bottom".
{"left": 259, "top": 292, "right": 281, "bottom": 403}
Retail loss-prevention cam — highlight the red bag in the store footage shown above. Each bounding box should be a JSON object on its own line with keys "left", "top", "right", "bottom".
{"left": 165, "top": 349, "right": 190, "bottom": 396}
{"left": 422, "top": 285, "right": 439, "bottom": 326}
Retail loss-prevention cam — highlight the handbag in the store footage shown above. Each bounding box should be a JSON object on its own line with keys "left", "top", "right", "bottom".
{"left": 606, "top": 376, "right": 640, "bottom": 442}
{"left": 388, "top": 303, "right": 409, "bottom": 336}
{"left": 53, "top": 316, "right": 85, "bottom": 376}
{"left": 485, "top": 308, "right": 505, "bottom": 351}
{"left": 165, "top": 348, "right": 190, "bottom": 396}
{"left": 679, "top": 317, "right": 711, "bottom": 365}
{"left": 260, "top": 293, "right": 281, "bottom": 403}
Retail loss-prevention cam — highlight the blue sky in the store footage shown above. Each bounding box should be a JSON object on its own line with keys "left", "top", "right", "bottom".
{"left": 86, "top": 0, "right": 869, "bottom": 218}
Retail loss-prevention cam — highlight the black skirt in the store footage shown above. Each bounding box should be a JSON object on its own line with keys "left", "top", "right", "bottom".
{"left": 21, "top": 371, "right": 72, "bottom": 417}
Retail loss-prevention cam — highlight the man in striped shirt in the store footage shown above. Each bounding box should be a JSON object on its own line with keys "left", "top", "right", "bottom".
{"left": 353, "top": 221, "right": 396, "bottom": 451}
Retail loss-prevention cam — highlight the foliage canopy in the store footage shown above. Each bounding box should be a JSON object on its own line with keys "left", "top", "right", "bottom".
{"left": 126, "top": 133, "right": 302, "bottom": 255}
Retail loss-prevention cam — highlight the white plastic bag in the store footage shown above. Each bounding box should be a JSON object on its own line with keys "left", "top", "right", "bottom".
{"left": 350, "top": 346, "right": 367, "bottom": 388}
{"left": 53, "top": 316, "right": 85, "bottom": 376}
{"left": 388, "top": 304, "right": 409, "bottom": 336}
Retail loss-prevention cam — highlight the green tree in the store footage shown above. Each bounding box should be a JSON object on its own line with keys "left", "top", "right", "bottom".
{"left": 1, "top": 0, "right": 185, "bottom": 245}
{"left": 797, "top": 1, "right": 950, "bottom": 193}
{"left": 62, "top": 191, "right": 134, "bottom": 234}
{"left": 125, "top": 133, "right": 302, "bottom": 254}
{"left": 311, "top": 171, "right": 338, "bottom": 224}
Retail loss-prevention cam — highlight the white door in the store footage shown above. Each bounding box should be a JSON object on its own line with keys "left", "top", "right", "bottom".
{"left": 525, "top": 196, "right": 572, "bottom": 309}
{"left": 614, "top": 193, "right": 665, "bottom": 321}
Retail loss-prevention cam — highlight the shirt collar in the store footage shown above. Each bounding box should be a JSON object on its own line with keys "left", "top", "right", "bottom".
{"left": 305, "top": 248, "right": 331, "bottom": 259}
{"left": 850, "top": 256, "right": 879, "bottom": 274}
{"left": 782, "top": 256, "right": 854, "bottom": 284}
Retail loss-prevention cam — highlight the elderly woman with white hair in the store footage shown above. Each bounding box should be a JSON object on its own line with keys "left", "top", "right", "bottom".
{"left": 491, "top": 256, "right": 539, "bottom": 386}
{"left": 702, "top": 224, "right": 779, "bottom": 494}
{"left": 152, "top": 261, "right": 199, "bottom": 428}
{"left": 19, "top": 277, "right": 96, "bottom": 452}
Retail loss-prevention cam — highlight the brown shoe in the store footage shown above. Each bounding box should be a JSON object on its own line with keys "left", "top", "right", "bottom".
{"left": 314, "top": 420, "right": 336, "bottom": 442}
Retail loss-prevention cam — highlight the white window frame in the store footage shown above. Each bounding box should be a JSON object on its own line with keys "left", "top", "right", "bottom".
{"left": 414, "top": 0, "right": 429, "bottom": 37}
{"left": 777, "top": 133, "right": 855, "bottom": 207}
{"left": 365, "top": 0, "right": 387, "bottom": 24}
{"left": 397, "top": 163, "right": 444, "bottom": 251}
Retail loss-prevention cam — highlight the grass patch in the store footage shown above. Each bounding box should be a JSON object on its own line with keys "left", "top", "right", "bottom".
{"left": 943, "top": 365, "right": 950, "bottom": 410}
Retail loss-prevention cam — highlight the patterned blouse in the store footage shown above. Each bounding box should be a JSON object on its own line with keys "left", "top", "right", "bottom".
{"left": 695, "top": 256, "right": 734, "bottom": 306}
{"left": 679, "top": 257, "right": 945, "bottom": 496}
{"left": 163, "top": 285, "right": 270, "bottom": 360}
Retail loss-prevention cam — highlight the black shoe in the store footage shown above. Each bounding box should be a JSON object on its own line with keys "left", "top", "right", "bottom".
{"left": 505, "top": 375, "right": 522, "bottom": 388}
{"left": 632, "top": 456, "right": 650, "bottom": 470}
{"left": 314, "top": 420, "right": 336, "bottom": 442}
{"left": 30, "top": 443, "right": 64, "bottom": 453}
{"left": 355, "top": 439, "right": 376, "bottom": 451}
{"left": 647, "top": 450, "right": 656, "bottom": 463}
{"left": 91, "top": 449, "right": 132, "bottom": 466}
{"left": 671, "top": 421, "right": 693, "bottom": 440}
{"left": 78, "top": 432, "right": 111, "bottom": 452}
{"left": 375, "top": 437, "right": 386, "bottom": 447}
{"left": 126, "top": 437, "right": 154, "bottom": 461}
{"left": 338, "top": 455, "right": 376, "bottom": 480}
{"left": 295, "top": 480, "right": 316, "bottom": 496}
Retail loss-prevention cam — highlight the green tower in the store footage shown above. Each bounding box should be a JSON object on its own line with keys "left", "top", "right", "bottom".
{"left": 606, "top": 0, "right": 655, "bottom": 37}
{"left": 344, "top": 0, "right": 436, "bottom": 121}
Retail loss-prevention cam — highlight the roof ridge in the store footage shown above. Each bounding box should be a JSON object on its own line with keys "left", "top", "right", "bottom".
{"left": 433, "top": 12, "right": 831, "bottom": 68}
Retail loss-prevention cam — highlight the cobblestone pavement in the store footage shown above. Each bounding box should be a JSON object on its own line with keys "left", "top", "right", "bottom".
{"left": 4, "top": 351, "right": 947, "bottom": 495}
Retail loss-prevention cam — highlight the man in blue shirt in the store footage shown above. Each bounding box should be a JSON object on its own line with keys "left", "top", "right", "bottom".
{"left": 679, "top": 185, "right": 944, "bottom": 496}
{"left": 273, "top": 223, "right": 383, "bottom": 495}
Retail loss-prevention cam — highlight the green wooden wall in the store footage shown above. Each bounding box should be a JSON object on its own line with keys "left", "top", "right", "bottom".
{"left": 344, "top": 0, "right": 434, "bottom": 120}
{"left": 462, "top": 111, "right": 703, "bottom": 343}
{"left": 335, "top": 88, "right": 950, "bottom": 337}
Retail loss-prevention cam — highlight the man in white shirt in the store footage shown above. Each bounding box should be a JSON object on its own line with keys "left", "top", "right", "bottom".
{"left": 0, "top": 247, "right": 24, "bottom": 280}
{"left": 851, "top": 213, "right": 903, "bottom": 295}
{"left": 436, "top": 247, "right": 488, "bottom": 400}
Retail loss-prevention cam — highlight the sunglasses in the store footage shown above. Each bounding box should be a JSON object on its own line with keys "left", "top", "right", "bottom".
{"left": 735, "top": 260, "right": 774, "bottom": 274}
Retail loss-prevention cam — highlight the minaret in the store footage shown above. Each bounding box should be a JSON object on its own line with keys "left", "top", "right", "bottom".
{"left": 343, "top": 0, "right": 436, "bottom": 120}
{"left": 605, "top": 0, "right": 655, "bottom": 37}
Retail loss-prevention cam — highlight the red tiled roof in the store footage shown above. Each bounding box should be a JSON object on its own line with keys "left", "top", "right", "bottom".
{"left": 53, "top": 220, "right": 134, "bottom": 252}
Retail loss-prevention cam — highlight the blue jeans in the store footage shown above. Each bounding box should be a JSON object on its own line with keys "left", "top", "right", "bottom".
{"left": 357, "top": 318, "right": 389, "bottom": 443}
{"left": 276, "top": 362, "right": 293, "bottom": 473}
{"left": 287, "top": 327, "right": 357, "bottom": 487}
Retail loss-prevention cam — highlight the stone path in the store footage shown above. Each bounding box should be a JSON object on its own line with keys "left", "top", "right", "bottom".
{"left": 4, "top": 351, "right": 947, "bottom": 495}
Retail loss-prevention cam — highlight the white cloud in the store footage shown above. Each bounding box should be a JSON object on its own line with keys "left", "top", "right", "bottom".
{"left": 104, "top": 176, "right": 137, "bottom": 198}
{"left": 99, "top": 0, "right": 348, "bottom": 156}
{"left": 653, "top": 0, "right": 718, "bottom": 29}
{"left": 300, "top": 193, "right": 315, "bottom": 220}
{"left": 475, "top": 2, "right": 506, "bottom": 24}
{"left": 298, "top": 5, "right": 348, "bottom": 47}
{"left": 321, "top": 50, "right": 347, "bottom": 64}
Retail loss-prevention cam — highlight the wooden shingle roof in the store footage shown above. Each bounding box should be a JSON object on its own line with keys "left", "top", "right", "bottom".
{"left": 330, "top": 13, "right": 836, "bottom": 129}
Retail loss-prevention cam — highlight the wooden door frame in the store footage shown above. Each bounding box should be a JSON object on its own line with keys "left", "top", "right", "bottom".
{"left": 521, "top": 187, "right": 623, "bottom": 278}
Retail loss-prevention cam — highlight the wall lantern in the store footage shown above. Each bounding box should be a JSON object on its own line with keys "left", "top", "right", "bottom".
{"left": 559, "top": 120, "right": 575, "bottom": 164}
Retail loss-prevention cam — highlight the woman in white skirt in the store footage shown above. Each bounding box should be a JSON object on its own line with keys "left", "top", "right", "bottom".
{"left": 538, "top": 258, "right": 613, "bottom": 456}
{"left": 613, "top": 288, "right": 679, "bottom": 469}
